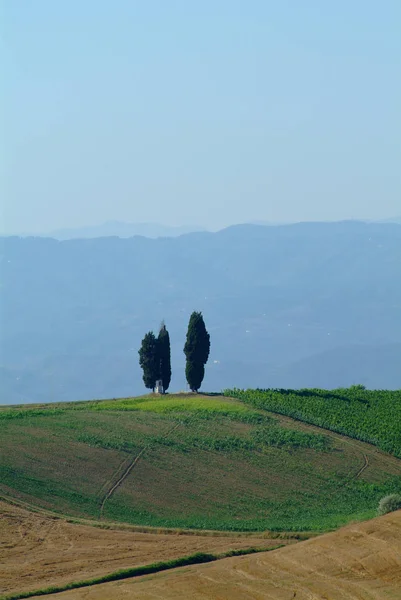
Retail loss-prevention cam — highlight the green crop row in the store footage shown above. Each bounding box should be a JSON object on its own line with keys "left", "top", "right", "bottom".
{"left": 224, "top": 387, "right": 401, "bottom": 457}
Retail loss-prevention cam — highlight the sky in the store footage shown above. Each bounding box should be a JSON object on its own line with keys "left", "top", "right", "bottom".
{"left": 1, "top": 0, "right": 400, "bottom": 234}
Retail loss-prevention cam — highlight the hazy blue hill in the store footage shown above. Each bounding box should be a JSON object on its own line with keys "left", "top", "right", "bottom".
{"left": 45, "top": 221, "right": 207, "bottom": 240}
{"left": 1, "top": 221, "right": 400, "bottom": 403}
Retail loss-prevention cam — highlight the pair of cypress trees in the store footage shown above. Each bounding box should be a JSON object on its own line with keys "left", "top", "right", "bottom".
{"left": 138, "top": 312, "right": 210, "bottom": 393}
{"left": 138, "top": 322, "right": 172, "bottom": 392}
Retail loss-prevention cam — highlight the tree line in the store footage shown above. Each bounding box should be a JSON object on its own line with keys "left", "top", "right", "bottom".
{"left": 138, "top": 311, "right": 210, "bottom": 393}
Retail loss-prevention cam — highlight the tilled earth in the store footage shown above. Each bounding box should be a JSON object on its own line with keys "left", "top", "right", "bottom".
{"left": 0, "top": 500, "right": 290, "bottom": 596}
{"left": 40, "top": 510, "right": 401, "bottom": 600}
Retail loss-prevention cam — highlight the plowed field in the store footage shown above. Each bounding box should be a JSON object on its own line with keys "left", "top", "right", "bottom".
{"left": 41, "top": 510, "right": 401, "bottom": 600}
{"left": 0, "top": 500, "right": 290, "bottom": 596}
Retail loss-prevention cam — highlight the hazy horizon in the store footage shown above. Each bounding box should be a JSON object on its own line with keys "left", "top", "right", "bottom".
{"left": 3, "top": 214, "right": 401, "bottom": 238}
{"left": 2, "top": 1, "right": 401, "bottom": 234}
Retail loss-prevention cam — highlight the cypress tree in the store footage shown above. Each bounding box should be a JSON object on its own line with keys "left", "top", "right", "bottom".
{"left": 158, "top": 321, "right": 171, "bottom": 392}
{"left": 184, "top": 311, "right": 210, "bottom": 392}
{"left": 138, "top": 331, "right": 159, "bottom": 391}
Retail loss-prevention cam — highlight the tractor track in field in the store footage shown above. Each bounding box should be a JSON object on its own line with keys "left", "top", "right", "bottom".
{"left": 354, "top": 452, "right": 369, "bottom": 479}
{"left": 97, "top": 455, "right": 133, "bottom": 498}
{"left": 99, "top": 422, "right": 181, "bottom": 517}
{"left": 267, "top": 410, "right": 400, "bottom": 482}
{"left": 326, "top": 433, "right": 370, "bottom": 486}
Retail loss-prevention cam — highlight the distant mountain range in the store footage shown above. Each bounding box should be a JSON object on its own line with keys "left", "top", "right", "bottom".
{"left": 1, "top": 220, "right": 400, "bottom": 404}
{"left": 368, "top": 217, "right": 401, "bottom": 225}
{"left": 41, "top": 221, "right": 207, "bottom": 240}
{"left": 7, "top": 217, "right": 401, "bottom": 241}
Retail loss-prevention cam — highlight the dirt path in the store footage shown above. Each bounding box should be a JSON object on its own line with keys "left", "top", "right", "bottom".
{"left": 99, "top": 448, "right": 147, "bottom": 516}
{"left": 99, "top": 422, "right": 181, "bottom": 517}
{"left": 354, "top": 452, "right": 369, "bottom": 479}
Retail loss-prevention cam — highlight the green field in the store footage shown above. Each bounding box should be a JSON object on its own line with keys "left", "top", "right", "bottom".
{"left": 1, "top": 393, "right": 401, "bottom": 532}
{"left": 224, "top": 387, "right": 401, "bottom": 457}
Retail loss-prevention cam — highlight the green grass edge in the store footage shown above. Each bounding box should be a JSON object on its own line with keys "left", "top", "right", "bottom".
{"left": 1, "top": 546, "right": 283, "bottom": 600}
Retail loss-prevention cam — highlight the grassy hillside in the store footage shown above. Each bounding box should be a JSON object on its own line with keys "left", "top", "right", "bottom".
{"left": 1, "top": 393, "right": 401, "bottom": 532}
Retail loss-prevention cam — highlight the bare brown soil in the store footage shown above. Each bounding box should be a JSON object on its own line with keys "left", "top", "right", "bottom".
{"left": 43, "top": 510, "right": 401, "bottom": 600}
{"left": 0, "top": 500, "right": 292, "bottom": 596}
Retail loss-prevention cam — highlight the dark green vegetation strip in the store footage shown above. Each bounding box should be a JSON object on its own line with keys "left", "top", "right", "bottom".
{"left": 224, "top": 387, "right": 401, "bottom": 457}
{"left": 0, "top": 409, "right": 67, "bottom": 420}
{"left": 0, "top": 547, "right": 282, "bottom": 600}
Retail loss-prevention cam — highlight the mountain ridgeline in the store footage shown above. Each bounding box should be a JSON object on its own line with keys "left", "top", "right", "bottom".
{"left": 1, "top": 221, "right": 401, "bottom": 403}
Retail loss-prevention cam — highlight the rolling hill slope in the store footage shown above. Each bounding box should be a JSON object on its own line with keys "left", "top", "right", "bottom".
{"left": 56, "top": 509, "right": 401, "bottom": 600}
{"left": 1, "top": 394, "right": 400, "bottom": 533}
{"left": 0, "top": 499, "right": 287, "bottom": 597}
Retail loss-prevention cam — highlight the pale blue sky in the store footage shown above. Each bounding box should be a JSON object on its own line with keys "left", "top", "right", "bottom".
{"left": 2, "top": 0, "right": 400, "bottom": 233}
